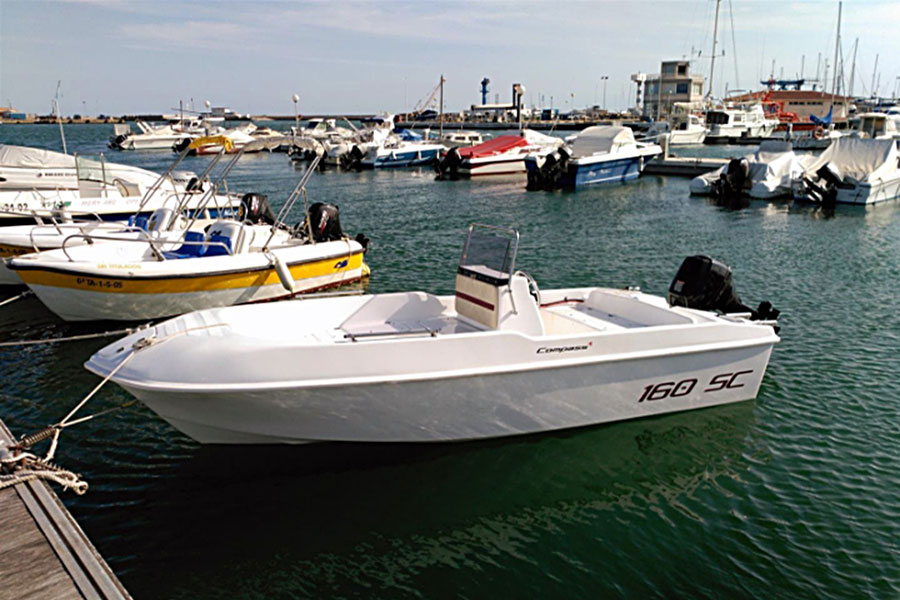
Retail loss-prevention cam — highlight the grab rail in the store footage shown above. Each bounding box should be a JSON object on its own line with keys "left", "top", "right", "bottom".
{"left": 58, "top": 232, "right": 233, "bottom": 262}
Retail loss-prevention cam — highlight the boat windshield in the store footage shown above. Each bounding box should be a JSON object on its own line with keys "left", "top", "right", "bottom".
{"left": 459, "top": 224, "right": 518, "bottom": 279}
{"left": 75, "top": 154, "right": 114, "bottom": 185}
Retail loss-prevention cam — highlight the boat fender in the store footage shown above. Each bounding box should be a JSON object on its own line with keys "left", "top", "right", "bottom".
{"left": 268, "top": 252, "right": 296, "bottom": 293}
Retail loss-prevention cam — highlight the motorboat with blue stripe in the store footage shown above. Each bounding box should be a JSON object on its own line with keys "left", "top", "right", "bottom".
{"left": 525, "top": 126, "right": 662, "bottom": 190}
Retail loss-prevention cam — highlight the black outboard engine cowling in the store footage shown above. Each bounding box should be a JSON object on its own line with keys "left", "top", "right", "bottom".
{"left": 668, "top": 255, "right": 779, "bottom": 326}
{"left": 711, "top": 157, "right": 750, "bottom": 208}
{"left": 238, "top": 193, "right": 277, "bottom": 225}
{"left": 435, "top": 147, "right": 462, "bottom": 180}
{"left": 303, "top": 202, "right": 344, "bottom": 242}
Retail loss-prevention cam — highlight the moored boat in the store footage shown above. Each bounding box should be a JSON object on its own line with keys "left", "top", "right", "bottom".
{"left": 84, "top": 223, "right": 779, "bottom": 444}
{"left": 8, "top": 156, "right": 369, "bottom": 320}
{"left": 525, "top": 126, "right": 662, "bottom": 190}
{"left": 435, "top": 130, "right": 563, "bottom": 179}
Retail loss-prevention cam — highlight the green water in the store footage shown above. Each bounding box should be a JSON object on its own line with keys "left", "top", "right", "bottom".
{"left": 0, "top": 125, "right": 897, "bottom": 598}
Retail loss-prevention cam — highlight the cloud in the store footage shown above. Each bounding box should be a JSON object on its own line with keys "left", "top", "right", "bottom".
{"left": 117, "top": 20, "right": 256, "bottom": 50}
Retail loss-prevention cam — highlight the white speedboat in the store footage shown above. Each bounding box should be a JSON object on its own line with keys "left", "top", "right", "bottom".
{"left": 0, "top": 139, "right": 246, "bottom": 285}
{"left": 9, "top": 155, "right": 369, "bottom": 320}
{"left": 0, "top": 144, "right": 229, "bottom": 223}
{"left": 435, "top": 130, "right": 563, "bottom": 179}
{"left": 525, "top": 126, "right": 662, "bottom": 190}
{"left": 360, "top": 130, "right": 447, "bottom": 168}
{"left": 645, "top": 114, "right": 708, "bottom": 145}
{"left": 851, "top": 112, "right": 900, "bottom": 141}
{"left": 705, "top": 103, "right": 780, "bottom": 143}
{"left": 690, "top": 141, "right": 805, "bottom": 202}
{"left": 792, "top": 137, "right": 900, "bottom": 205}
{"left": 85, "top": 224, "right": 779, "bottom": 444}
{"left": 108, "top": 118, "right": 216, "bottom": 151}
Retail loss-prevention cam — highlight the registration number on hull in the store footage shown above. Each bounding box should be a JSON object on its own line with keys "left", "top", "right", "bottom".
{"left": 638, "top": 370, "right": 753, "bottom": 403}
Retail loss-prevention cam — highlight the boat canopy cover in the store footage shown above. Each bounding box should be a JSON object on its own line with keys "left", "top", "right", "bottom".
{"left": 0, "top": 145, "right": 75, "bottom": 169}
{"left": 521, "top": 129, "right": 564, "bottom": 148}
{"left": 690, "top": 140, "right": 803, "bottom": 199}
{"left": 394, "top": 129, "right": 423, "bottom": 141}
{"left": 802, "top": 137, "right": 899, "bottom": 182}
{"left": 569, "top": 126, "right": 635, "bottom": 158}
{"left": 458, "top": 135, "right": 528, "bottom": 158}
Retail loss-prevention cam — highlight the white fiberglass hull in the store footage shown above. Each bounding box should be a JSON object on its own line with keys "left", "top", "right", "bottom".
{"left": 834, "top": 172, "right": 900, "bottom": 205}
{"left": 460, "top": 155, "right": 528, "bottom": 176}
{"left": 122, "top": 134, "right": 194, "bottom": 151}
{"left": 85, "top": 287, "right": 779, "bottom": 444}
{"left": 667, "top": 128, "right": 707, "bottom": 145}
{"left": 111, "top": 343, "right": 772, "bottom": 444}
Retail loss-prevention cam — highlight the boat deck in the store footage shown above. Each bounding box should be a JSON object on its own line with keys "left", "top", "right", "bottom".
{"left": 0, "top": 419, "right": 131, "bottom": 600}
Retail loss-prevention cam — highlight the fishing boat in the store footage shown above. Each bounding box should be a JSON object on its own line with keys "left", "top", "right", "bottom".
{"left": 0, "top": 138, "right": 248, "bottom": 285}
{"left": 704, "top": 102, "right": 780, "bottom": 143}
{"left": 0, "top": 144, "right": 231, "bottom": 223}
{"left": 792, "top": 137, "right": 900, "bottom": 205}
{"left": 84, "top": 223, "right": 779, "bottom": 444}
{"left": 525, "top": 126, "right": 662, "bottom": 190}
{"left": 435, "top": 130, "right": 564, "bottom": 179}
{"left": 8, "top": 155, "right": 369, "bottom": 321}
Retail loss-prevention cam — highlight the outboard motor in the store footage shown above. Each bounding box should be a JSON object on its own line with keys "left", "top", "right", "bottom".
{"left": 526, "top": 149, "right": 569, "bottom": 191}
{"left": 711, "top": 157, "right": 750, "bottom": 208}
{"left": 340, "top": 145, "right": 365, "bottom": 171}
{"left": 435, "top": 147, "right": 462, "bottom": 181}
{"left": 172, "top": 138, "right": 192, "bottom": 153}
{"left": 238, "top": 193, "right": 276, "bottom": 225}
{"left": 301, "top": 202, "right": 344, "bottom": 242}
{"left": 668, "top": 255, "right": 780, "bottom": 324}
{"left": 108, "top": 133, "right": 129, "bottom": 150}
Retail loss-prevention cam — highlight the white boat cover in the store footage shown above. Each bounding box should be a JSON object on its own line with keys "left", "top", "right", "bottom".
{"left": 521, "top": 129, "right": 564, "bottom": 147}
{"left": 800, "top": 137, "right": 899, "bottom": 183}
{"left": 568, "top": 126, "right": 635, "bottom": 158}
{"left": 690, "top": 140, "right": 806, "bottom": 198}
{"left": 0, "top": 145, "right": 75, "bottom": 169}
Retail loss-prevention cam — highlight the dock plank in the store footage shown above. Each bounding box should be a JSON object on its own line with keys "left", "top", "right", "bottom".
{"left": 0, "top": 419, "right": 131, "bottom": 600}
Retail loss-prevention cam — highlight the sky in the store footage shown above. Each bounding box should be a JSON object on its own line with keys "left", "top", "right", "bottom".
{"left": 1, "top": 0, "right": 898, "bottom": 116}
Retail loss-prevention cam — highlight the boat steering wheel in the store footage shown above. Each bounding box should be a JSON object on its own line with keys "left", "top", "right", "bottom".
{"left": 514, "top": 270, "right": 542, "bottom": 306}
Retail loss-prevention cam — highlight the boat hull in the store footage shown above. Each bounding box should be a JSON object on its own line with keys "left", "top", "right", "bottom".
{"left": 110, "top": 342, "right": 773, "bottom": 444}
{"left": 362, "top": 147, "right": 442, "bottom": 168}
{"left": 14, "top": 249, "right": 365, "bottom": 321}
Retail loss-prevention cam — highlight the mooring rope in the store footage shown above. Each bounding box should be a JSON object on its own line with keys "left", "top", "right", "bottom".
{"left": 2, "top": 322, "right": 225, "bottom": 494}
{"left": 0, "top": 325, "right": 148, "bottom": 348}
{"left": 0, "top": 290, "right": 33, "bottom": 308}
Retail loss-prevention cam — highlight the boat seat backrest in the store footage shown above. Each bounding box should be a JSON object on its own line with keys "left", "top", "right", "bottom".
{"left": 173, "top": 231, "right": 205, "bottom": 257}
{"left": 205, "top": 221, "right": 246, "bottom": 255}
{"left": 203, "top": 235, "right": 233, "bottom": 257}
{"left": 455, "top": 266, "right": 504, "bottom": 329}
{"left": 455, "top": 267, "right": 543, "bottom": 335}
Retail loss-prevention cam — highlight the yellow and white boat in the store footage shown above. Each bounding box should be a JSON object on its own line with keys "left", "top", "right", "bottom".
{"left": 8, "top": 156, "right": 369, "bottom": 321}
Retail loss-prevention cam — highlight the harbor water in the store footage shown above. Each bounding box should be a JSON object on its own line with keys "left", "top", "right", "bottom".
{"left": 0, "top": 124, "right": 898, "bottom": 598}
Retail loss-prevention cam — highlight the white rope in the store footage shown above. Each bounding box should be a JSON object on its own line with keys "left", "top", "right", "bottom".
{"left": 0, "top": 326, "right": 145, "bottom": 348}
{"left": 0, "top": 290, "right": 33, "bottom": 308}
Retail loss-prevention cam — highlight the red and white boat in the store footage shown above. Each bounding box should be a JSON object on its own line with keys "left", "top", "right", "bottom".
{"left": 436, "top": 129, "right": 563, "bottom": 178}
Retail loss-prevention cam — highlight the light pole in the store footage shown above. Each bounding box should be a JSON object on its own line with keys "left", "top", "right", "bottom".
{"left": 601, "top": 76, "right": 609, "bottom": 112}
{"left": 292, "top": 93, "right": 300, "bottom": 131}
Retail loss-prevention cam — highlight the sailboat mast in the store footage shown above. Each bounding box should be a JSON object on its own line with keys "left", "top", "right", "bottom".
{"left": 439, "top": 75, "right": 444, "bottom": 138}
{"left": 848, "top": 38, "right": 858, "bottom": 98}
{"left": 831, "top": 1, "right": 841, "bottom": 97}
{"left": 708, "top": 0, "right": 721, "bottom": 101}
{"left": 871, "top": 54, "right": 879, "bottom": 98}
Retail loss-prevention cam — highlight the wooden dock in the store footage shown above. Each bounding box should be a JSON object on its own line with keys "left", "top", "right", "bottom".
{"left": 0, "top": 419, "right": 131, "bottom": 600}
{"left": 644, "top": 156, "right": 727, "bottom": 177}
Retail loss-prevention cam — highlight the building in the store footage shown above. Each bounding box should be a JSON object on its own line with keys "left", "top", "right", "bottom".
{"left": 726, "top": 90, "right": 853, "bottom": 122}
{"left": 642, "top": 61, "right": 705, "bottom": 119}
